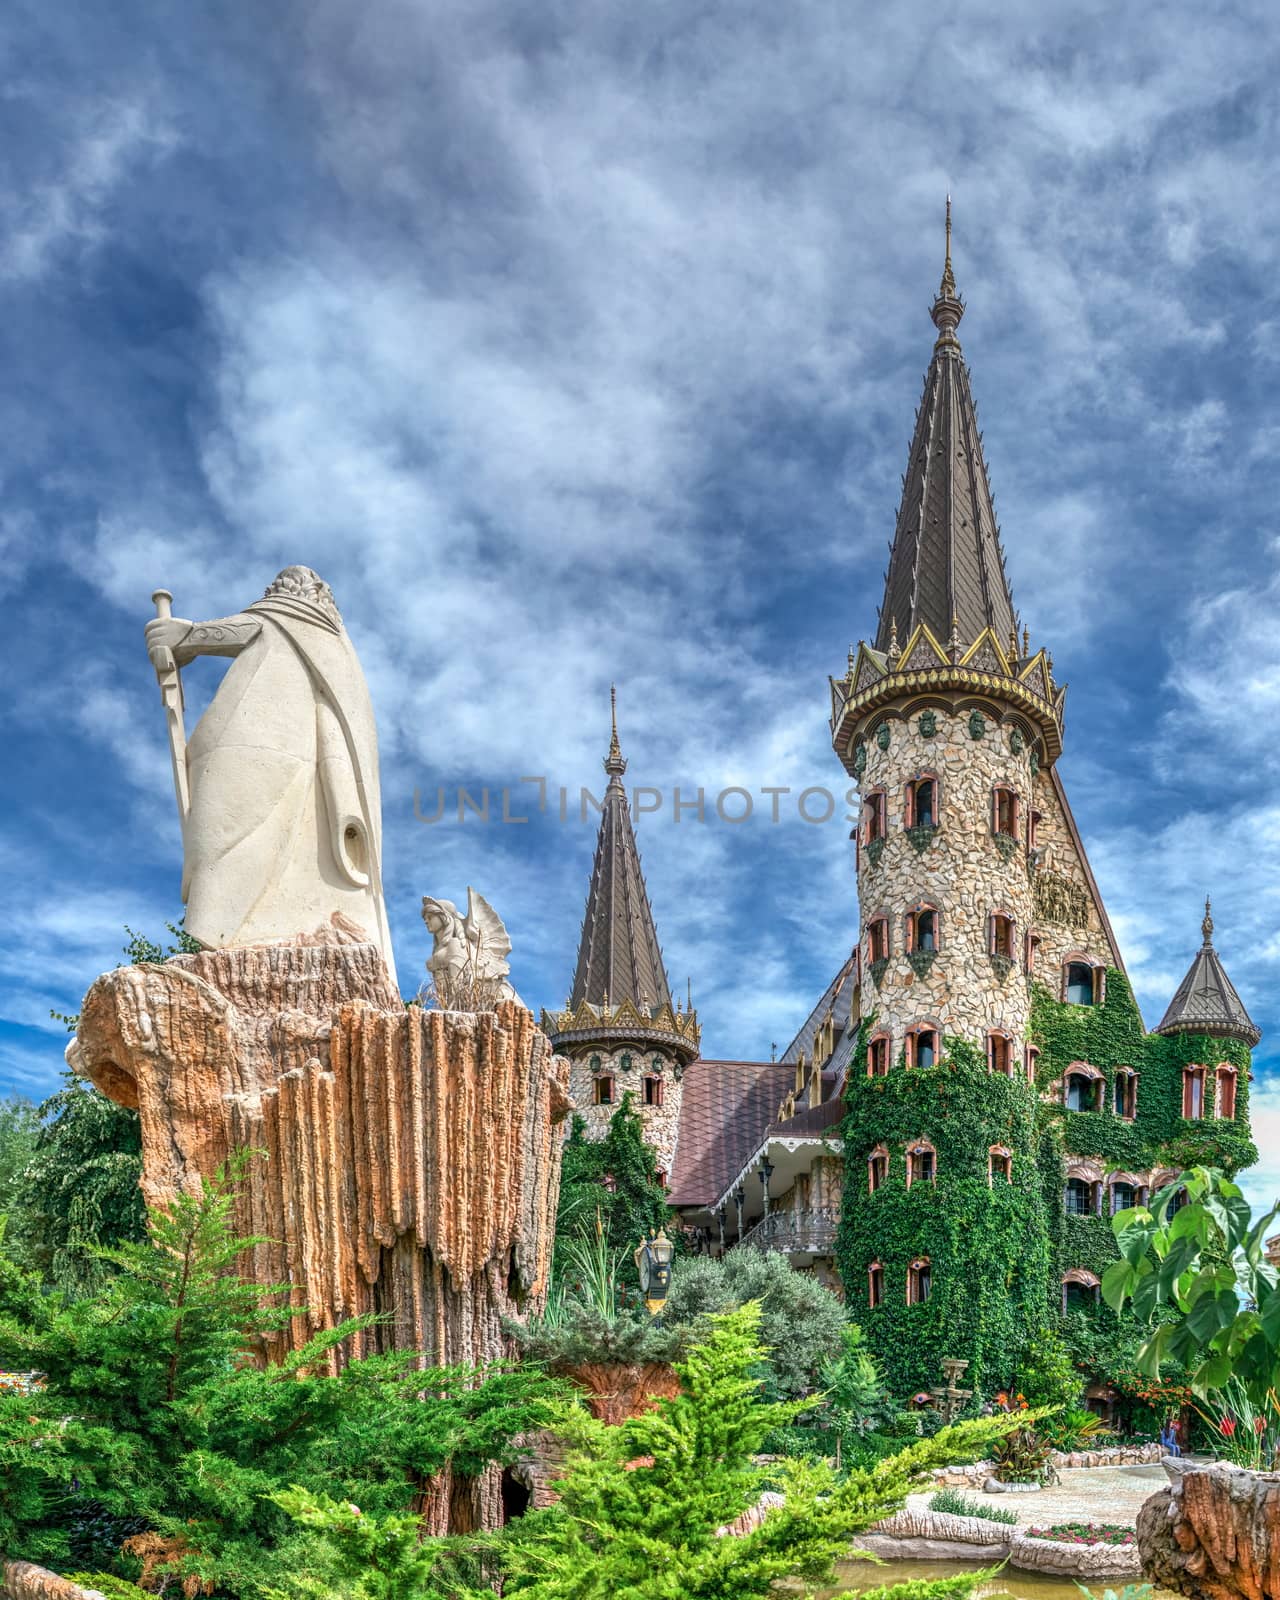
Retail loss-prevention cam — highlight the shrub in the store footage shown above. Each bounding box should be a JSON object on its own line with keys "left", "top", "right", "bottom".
{"left": 992, "top": 1425, "right": 1053, "bottom": 1484}
{"left": 661, "top": 1250, "right": 847, "bottom": 1400}
{"left": 927, "top": 1488, "right": 1017, "bottom": 1525}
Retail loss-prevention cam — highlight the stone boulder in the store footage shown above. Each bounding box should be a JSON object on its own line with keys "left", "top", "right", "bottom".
{"left": 1137, "top": 1463, "right": 1280, "bottom": 1600}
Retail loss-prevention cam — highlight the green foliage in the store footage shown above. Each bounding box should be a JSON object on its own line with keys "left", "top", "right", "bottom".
{"left": 992, "top": 1423, "right": 1053, "bottom": 1483}
{"left": 555, "top": 1098, "right": 673, "bottom": 1287}
{"left": 841, "top": 966, "right": 1262, "bottom": 1400}
{"left": 0, "top": 1155, "right": 569, "bottom": 1595}
{"left": 927, "top": 1487, "right": 1017, "bottom": 1523}
{"left": 264, "top": 1487, "right": 497, "bottom": 1600}
{"left": 67, "top": 1577, "right": 152, "bottom": 1599}
{"left": 661, "top": 1249, "right": 848, "bottom": 1400}
{"left": 838, "top": 1035, "right": 1054, "bottom": 1395}
{"left": 1039, "top": 1407, "right": 1113, "bottom": 1451}
{"left": 1014, "top": 1327, "right": 1083, "bottom": 1410}
{"left": 1103, "top": 1166, "right": 1280, "bottom": 1462}
{"left": 500, "top": 1302, "right": 1020, "bottom": 1600}
{"left": 1075, "top": 1588, "right": 1153, "bottom": 1600}
{"left": 5, "top": 1073, "right": 147, "bottom": 1294}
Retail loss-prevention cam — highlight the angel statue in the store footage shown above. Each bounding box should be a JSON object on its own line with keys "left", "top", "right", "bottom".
{"left": 421, "top": 888, "right": 522, "bottom": 1010}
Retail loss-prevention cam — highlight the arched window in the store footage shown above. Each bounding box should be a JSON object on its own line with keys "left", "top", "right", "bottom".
{"left": 1025, "top": 931, "right": 1041, "bottom": 976}
{"left": 1025, "top": 1044, "right": 1041, "bottom": 1084}
{"left": 867, "top": 1262, "right": 884, "bottom": 1308}
{"left": 868, "top": 1145, "right": 889, "bottom": 1192}
{"left": 867, "top": 917, "right": 890, "bottom": 963}
{"left": 1183, "top": 1066, "right": 1206, "bottom": 1121}
{"left": 867, "top": 1034, "right": 890, "bottom": 1077}
{"left": 1113, "top": 1068, "right": 1138, "bottom": 1120}
{"left": 1065, "top": 1177, "right": 1096, "bottom": 1216}
{"left": 1216, "top": 1066, "right": 1238, "bottom": 1121}
{"left": 1064, "top": 961, "right": 1098, "bottom": 1006}
{"left": 906, "top": 774, "right": 938, "bottom": 830}
{"left": 1109, "top": 1177, "right": 1143, "bottom": 1215}
{"left": 1027, "top": 809, "right": 1041, "bottom": 854}
{"left": 989, "top": 913, "right": 1015, "bottom": 960}
{"left": 864, "top": 790, "right": 888, "bottom": 844}
{"left": 906, "top": 1140, "right": 936, "bottom": 1187}
{"left": 906, "top": 904, "right": 939, "bottom": 953}
{"left": 989, "top": 1145, "right": 1013, "bottom": 1184}
{"left": 907, "top": 1257, "right": 932, "bottom": 1305}
{"left": 1062, "top": 1269, "right": 1101, "bottom": 1313}
{"left": 992, "top": 786, "right": 1019, "bottom": 838}
{"left": 1064, "top": 1066, "right": 1101, "bottom": 1113}
{"left": 655, "top": 1169, "right": 667, "bottom": 1189}
{"left": 906, "top": 1026, "right": 938, "bottom": 1070}
{"left": 643, "top": 1075, "right": 664, "bottom": 1107}
{"left": 594, "top": 1076, "right": 615, "bottom": 1107}
{"left": 987, "top": 1031, "right": 1013, "bottom": 1075}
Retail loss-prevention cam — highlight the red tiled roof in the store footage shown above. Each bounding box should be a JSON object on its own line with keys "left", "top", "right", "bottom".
{"left": 668, "top": 1058, "right": 793, "bottom": 1210}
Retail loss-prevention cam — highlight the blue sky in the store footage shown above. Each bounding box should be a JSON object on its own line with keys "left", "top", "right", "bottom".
{"left": 2, "top": 1, "right": 1279, "bottom": 1212}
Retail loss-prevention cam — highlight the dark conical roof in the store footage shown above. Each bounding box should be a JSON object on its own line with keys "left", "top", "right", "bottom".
{"left": 569, "top": 689, "right": 673, "bottom": 1012}
{"left": 875, "top": 204, "right": 1018, "bottom": 653}
{"left": 1156, "top": 899, "right": 1260, "bottom": 1048}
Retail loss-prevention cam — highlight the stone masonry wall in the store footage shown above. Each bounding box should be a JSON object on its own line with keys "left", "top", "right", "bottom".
{"left": 565, "top": 1045, "right": 683, "bottom": 1178}
{"left": 857, "top": 706, "right": 1037, "bottom": 1059}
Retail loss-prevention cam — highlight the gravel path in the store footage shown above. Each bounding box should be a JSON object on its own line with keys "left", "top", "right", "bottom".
{"left": 911, "top": 1463, "right": 1169, "bottom": 1527}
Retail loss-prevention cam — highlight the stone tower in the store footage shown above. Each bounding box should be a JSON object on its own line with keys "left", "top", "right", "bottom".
{"left": 542, "top": 690, "right": 700, "bottom": 1179}
{"left": 830, "top": 209, "right": 1129, "bottom": 1390}
{"left": 832, "top": 204, "right": 1120, "bottom": 1083}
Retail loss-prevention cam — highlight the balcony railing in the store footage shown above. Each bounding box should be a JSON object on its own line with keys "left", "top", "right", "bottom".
{"left": 738, "top": 1205, "right": 841, "bottom": 1258}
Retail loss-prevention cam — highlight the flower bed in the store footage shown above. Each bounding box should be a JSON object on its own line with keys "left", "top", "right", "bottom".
{"left": 1026, "top": 1522, "right": 1135, "bottom": 1546}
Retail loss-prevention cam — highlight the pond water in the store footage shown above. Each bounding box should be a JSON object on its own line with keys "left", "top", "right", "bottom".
{"left": 825, "top": 1558, "right": 1159, "bottom": 1600}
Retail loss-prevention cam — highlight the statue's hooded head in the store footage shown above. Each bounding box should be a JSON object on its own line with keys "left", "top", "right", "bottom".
{"left": 255, "top": 566, "right": 342, "bottom": 631}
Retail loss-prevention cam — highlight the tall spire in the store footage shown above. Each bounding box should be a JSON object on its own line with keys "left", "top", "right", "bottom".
{"left": 874, "top": 201, "right": 1017, "bottom": 653}
{"left": 1156, "top": 899, "right": 1260, "bottom": 1048}
{"left": 568, "top": 694, "right": 672, "bottom": 1012}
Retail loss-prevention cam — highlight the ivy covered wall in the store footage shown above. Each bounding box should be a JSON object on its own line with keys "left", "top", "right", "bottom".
{"left": 839, "top": 971, "right": 1258, "bottom": 1396}
{"left": 837, "top": 1039, "right": 1054, "bottom": 1396}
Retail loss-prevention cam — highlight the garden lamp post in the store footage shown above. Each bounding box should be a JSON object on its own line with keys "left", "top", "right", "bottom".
{"left": 634, "top": 1227, "right": 675, "bottom": 1317}
{"left": 732, "top": 1184, "right": 746, "bottom": 1243}
{"left": 759, "top": 1154, "right": 774, "bottom": 1217}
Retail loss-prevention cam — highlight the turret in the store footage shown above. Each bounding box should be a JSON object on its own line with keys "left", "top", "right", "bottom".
{"left": 542, "top": 689, "right": 699, "bottom": 1179}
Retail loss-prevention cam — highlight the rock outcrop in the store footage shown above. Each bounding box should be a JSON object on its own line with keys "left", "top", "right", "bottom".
{"left": 1137, "top": 1464, "right": 1280, "bottom": 1600}
{"left": 0, "top": 1562, "right": 107, "bottom": 1599}
{"left": 71, "top": 932, "right": 572, "bottom": 1372}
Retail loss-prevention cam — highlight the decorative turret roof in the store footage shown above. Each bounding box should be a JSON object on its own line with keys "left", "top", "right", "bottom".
{"left": 543, "top": 689, "right": 700, "bottom": 1064}
{"left": 875, "top": 200, "right": 1018, "bottom": 656}
{"left": 1156, "top": 899, "right": 1260, "bottom": 1048}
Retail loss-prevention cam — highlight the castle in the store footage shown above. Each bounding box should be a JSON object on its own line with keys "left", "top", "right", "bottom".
{"left": 543, "top": 215, "right": 1260, "bottom": 1395}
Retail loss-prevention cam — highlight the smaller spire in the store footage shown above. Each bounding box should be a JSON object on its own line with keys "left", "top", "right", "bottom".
{"left": 887, "top": 616, "right": 900, "bottom": 666}
{"left": 604, "top": 683, "right": 627, "bottom": 780}
{"left": 1202, "top": 895, "right": 1214, "bottom": 947}
{"left": 931, "top": 195, "right": 965, "bottom": 349}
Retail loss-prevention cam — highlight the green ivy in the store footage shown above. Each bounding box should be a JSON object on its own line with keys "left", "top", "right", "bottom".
{"left": 838, "top": 972, "right": 1258, "bottom": 1397}
{"left": 837, "top": 1038, "right": 1053, "bottom": 1397}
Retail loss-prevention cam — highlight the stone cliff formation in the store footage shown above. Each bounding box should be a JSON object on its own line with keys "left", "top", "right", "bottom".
{"left": 71, "top": 924, "right": 572, "bottom": 1373}
{"left": 1138, "top": 1463, "right": 1280, "bottom": 1600}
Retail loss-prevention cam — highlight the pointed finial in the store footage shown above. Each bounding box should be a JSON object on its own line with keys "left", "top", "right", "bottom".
{"left": 687, "top": 975, "right": 692, "bottom": 1011}
{"left": 848, "top": 642, "right": 857, "bottom": 677}
{"left": 604, "top": 683, "right": 627, "bottom": 778}
{"left": 1022, "top": 625, "right": 1030, "bottom": 657}
{"left": 1008, "top": 625, "right": 1019, "bottom": 663}
{"left": 948, "top": 613, "right": 961, "bottom": 663}
{"left": 1202, "top": 896, "right": 1214, "bottom": 947}
{"left": 888, "top": 616, "right": 900, "bottom": 664}
{"left": 931, "top": 195, "right": 964, "bottom": 348}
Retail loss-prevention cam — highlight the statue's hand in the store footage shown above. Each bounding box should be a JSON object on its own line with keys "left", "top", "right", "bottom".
{"left": 145, "top": 616, "right": 194, "bottom": 661}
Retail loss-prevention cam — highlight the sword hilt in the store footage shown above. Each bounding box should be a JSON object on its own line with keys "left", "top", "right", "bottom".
{"left": 151, "top": 588, "right": 177, "bottom": 676}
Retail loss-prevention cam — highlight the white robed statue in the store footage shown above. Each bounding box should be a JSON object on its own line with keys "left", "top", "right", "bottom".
{"left": 144, "top": 566, "right": 397, "bottom": 988}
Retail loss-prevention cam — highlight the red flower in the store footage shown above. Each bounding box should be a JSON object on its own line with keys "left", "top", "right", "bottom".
{"left": 1255, "top": 1417, "right": 1267, "bottom": 1436}
{"left": 1219, "top": 1417, "right": 1237, "bottom": 1438}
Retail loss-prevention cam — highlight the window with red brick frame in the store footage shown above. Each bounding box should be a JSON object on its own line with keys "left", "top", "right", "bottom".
{"left": 864, "top": 790, "right": 887, "bottom": 844}
{"left": 989, "top": 912, "right": 1015, "bottom": 959}
{"left": 1183, "top": 1066, "right": 1206, "bottom": 1120}
{"left": 868, "top": 917, "right": 889, "bottom": 963}
{"left": 992, "top": 786, "right": 1019, "bottom": 838}
{"left": 867, "top": 1261, "right": 884, "bottom": 1307}
{"left": 867, "top": 1034, "right": 890, "bottom": 1077}
{"left": 987, "top": 1032, "right": 1013, "bottom": 1075}
{"left": 905, "top": 774, "right": 938, "bottom": 829}
{"left": 643, "top": 1075, "right": 664, "bottom": 1107}
{"left": 1216, "top": 1065, "right": 1237, "bottom": 1121}
{"left": 906, "top": 904, "right": 939, "bottom": 953}
{"left": 906, "top": 1026, "right": 939, "bottom": 1069}
{"left": 907, "top": 1257, "right": 932, "bottom": 1304}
